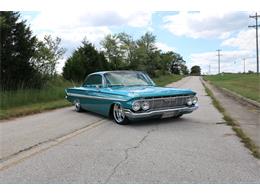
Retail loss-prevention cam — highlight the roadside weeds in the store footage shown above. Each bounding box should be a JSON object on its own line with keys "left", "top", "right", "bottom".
{"left": 0, "top": 100, "right": 71, "bottom": 121}
{"left": 202, "top": 81, "right": 260, "bottom": 159}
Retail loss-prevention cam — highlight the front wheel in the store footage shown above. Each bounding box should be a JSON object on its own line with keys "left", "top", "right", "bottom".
{"left": 112, "top": 103, "right": 129, "bottom": 125}
{"left": 74, "top": 99, "right": 82, "bottom": 112}
{"left": 173, "top": 113, "right": 183, "bottom": 119}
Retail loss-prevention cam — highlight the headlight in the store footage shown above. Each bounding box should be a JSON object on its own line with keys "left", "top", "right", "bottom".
{"left": 192, "top": 96, "right": 198, "bottom": 104}
{"left": 141, "top": 101, "right": 150, "bottom": 111}
{"left": 132, "top": 101, "right": 141, "bottom": 111}
{"left": 186, "top": 97, "right": 192, "bottom": 106}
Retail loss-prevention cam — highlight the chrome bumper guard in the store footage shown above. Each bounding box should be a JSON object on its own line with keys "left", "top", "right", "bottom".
{"left": 124, "top": 105, "right": 198, "bottom": 119}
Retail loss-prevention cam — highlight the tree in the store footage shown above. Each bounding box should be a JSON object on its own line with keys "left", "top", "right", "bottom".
{"left": 32, "top": 35, "right": 66, "bottom": 77}
{"left": 180, "top": 64, "right": 189, "bottom": 75}
{"left": 62, "top": 40, "right": 109, "bottom": 82}
{"left": 158, "top": 51, "right": 187, "bottom": 75}
{"left": 159, "top": 52, "right": 173, "bottom": 74}
{"left": 117, "top": 32, "right": 138, "bottom": 69}
{"left": 100, "top": 32, "right": 187, "bottom": 77}
{"left": 136, "top": 32, "right": 158, "bottom": 76}
{"left": 100, "top": 32, "right": 163, "bottom": 75}
{"left": 0, "top": 11, "right": 38, "bottom": 90}
{"left": 169, "top": 52, "right": 186, "bottom": 75}
{"left": 100, "top": 34, "right": 124, "bottom": 70}
{"left": 190, "top": 65, "right": 201, "bottom": 76}
{"left": 136, "top": 32, "right": 157, "bottom": 53}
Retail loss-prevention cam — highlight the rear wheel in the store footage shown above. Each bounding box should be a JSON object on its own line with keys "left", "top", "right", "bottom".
{"left": 74, "top": 99, "right": 82, "bottom": 112}
{"left": 112, "top": 103, "right": 129, "bottom": 125}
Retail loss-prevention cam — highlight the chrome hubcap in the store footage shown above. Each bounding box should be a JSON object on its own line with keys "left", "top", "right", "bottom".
{"left": 113, "top": 104, "right": 125, "bottom": 123}
{"left": 75, "top": 100, "right": 80, "bottom": 111}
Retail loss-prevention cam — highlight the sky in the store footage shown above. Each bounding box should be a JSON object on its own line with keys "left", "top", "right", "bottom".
{"left": 20, "top": 11, "right": 258, "bottom": 74}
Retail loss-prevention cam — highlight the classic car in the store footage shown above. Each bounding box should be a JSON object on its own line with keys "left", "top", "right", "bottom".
{"left": 65, "top": 71, "right": 198, "bottom": 124}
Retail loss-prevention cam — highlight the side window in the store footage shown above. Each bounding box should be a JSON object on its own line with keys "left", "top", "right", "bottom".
{"left": 84, "top": 75, "right": 102, "bottom": 87}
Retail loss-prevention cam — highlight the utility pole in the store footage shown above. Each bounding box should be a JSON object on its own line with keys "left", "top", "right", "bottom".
{"left": 208, "top": 64, "right": 211, "bottom": 75}
{"left": 243, "top": 58, "right": 246, "bottom": 73}
{"left": 216, "top": 49, "right": 222, "bottom": 74}
{"left": 249, "top": 12, "right": 260, "bottom": 74}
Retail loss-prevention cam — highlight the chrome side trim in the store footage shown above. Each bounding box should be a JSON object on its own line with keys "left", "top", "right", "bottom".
{"left": 66, "top": 92, "right": 126, "bottom": 101}
{"left": 123, "top": 105, "right": 198, "bottom": 119}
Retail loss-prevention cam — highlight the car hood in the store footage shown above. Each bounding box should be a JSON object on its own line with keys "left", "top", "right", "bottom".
{"left": 103, "top": 86, "right": 195, "bottom": 99}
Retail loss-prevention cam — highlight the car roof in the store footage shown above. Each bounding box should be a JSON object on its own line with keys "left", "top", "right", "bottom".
{"left": 89, "top": 70, "right": 143, "bottom": 76}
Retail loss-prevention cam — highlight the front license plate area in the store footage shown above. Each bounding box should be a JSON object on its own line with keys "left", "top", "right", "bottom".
{"left": 162, "top": 112, "right": 176, "bottom": 118}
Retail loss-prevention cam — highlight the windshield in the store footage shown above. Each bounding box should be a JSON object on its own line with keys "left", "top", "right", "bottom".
{"left": 104, "top": 72, "right": 154, "bottom": 87}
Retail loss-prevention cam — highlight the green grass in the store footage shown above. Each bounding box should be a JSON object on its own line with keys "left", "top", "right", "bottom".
{"left": 153, "top": 74, "right": 184, "bottom": 87}
{"left": 204, "top": 73, "right": 260, "bottom": 102}
{"left": 0, "top": 77, "right": 75, "bottom": 120}
{"left": 202, "top": 81, "right": 260, "bottom": 159}
{"left": 0, "top": 100, "right": 71, "bottom": 120}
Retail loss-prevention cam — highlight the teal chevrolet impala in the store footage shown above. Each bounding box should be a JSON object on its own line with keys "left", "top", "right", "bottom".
{"left": 65, "top": 71, "right": 198, "bottom": 124}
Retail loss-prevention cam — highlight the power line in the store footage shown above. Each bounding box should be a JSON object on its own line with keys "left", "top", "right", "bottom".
{"left": 249, "top": 12, "right": 260, "bottom": 74}
{"left": 216, "top": 49, "right": 222, "bottom": 74}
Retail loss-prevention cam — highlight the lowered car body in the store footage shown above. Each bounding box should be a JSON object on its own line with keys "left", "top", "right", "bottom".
{"left": 65, "top": 71, "right": 198, "bottom": 124}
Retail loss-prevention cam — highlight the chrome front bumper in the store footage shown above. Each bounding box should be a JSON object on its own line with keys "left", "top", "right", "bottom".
{"left": 124, "top": 105, "right": 198, "bottom": 119}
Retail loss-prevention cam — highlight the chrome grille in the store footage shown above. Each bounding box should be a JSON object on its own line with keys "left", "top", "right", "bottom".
{"left": 147, "top": 96, "right": 191, "bottom": 110}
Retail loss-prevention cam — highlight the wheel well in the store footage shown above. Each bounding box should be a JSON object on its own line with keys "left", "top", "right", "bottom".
{"left": 109, "top": 103, "right": 115, "bottom": 119}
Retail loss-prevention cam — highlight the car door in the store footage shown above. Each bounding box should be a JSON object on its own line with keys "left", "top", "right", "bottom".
{"left": 81, "top": 74, "right": 104, "bottom": 113}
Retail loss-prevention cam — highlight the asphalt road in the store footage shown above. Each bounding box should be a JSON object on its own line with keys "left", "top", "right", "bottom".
{"left": 0, "top": 76, "right": 260, "bottom": 183}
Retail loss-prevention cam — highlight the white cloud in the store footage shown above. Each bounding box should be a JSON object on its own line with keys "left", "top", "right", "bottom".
{"left": 126, "top": 11, "right": 152, "bottom": 27}
{"left": 163, "top": 11, "right": 249, "bottom": 39}
{"left": 56, "top": 59, "right": 66, "bottom": 74}
{"left": 30, "top": 11, "right": 152, "bottom": 46}
{"left": 31, "top": 10, "right": 152, "bottom": 31}
{"left": 163, "top": 11, "right": 258, "bottom": 74}
{"left": 221, "top": 29, "right": 255, "bottom": 51}
{"left": 25, "top": 10, "right": 152, "bottom": 73}
{"left": 155, "top": 42, "right": 176, "bottom": 52}
{"left": 190, "top": 50, "right": 256, "bottom": 74}
{"left": 35, "top": 25, "right": 112, "bottom": 74}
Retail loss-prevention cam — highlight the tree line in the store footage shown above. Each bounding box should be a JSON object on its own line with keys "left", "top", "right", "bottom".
{"left": 1, "top": 11, "right": 199, "bottom": 91}
{"left": 0, "top": 12, "right": 65, "bottom": 90}
{"left": 63, "top": 33, "right": 190, "bottom": 82}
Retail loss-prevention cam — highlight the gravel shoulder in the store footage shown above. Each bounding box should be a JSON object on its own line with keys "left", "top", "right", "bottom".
{"left": 202, "top": 79, "right": 260, "bottom": 153}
